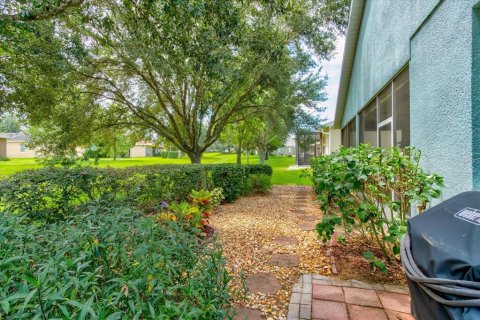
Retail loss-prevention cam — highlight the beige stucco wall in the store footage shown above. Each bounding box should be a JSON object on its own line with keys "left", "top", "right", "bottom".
{"left": 130, "top": 145, "right": 153, "bottom": 158}
{"left": 328, "top": 129, "right": 342, "bottom": 154}
{"left": 0, "top": 138, "right": 6, "bottom": 157}
{"left": 6, "top": 141, "right": 37, "bottom": 158}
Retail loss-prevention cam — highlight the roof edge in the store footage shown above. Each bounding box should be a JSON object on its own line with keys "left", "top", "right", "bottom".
{"left": 332, "top": 0, "right": 365, "bottom": 129}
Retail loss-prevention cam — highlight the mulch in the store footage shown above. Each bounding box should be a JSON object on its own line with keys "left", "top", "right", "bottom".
{"left": 210, "top": 185, "right": 407, "bottom": 319}
{"left": 210, "top": 186, "right": 331, "bottom": 319}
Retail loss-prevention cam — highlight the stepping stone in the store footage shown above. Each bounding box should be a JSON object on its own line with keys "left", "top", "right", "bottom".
{"left": 234, "top": 307, "right": 262, "bottom": 320}
{"left": 269, "top": 253, "right": 299, "bottom": 267}
{"left": 290, "top": 209, "right": 306, "bottom": 214}
{"left": 275, "top": 236, "right": 298, "bottom": 246}
{"left": 246, "top": 272, "right": 282, "bottom": 295}
{"left": 293, "top": 206, "right": 307, "bottom": 210}
{"left": 297, "top": 215, "right": 318, "bottom": 221}
{"left": 298, "top": 222, "right": 316, "bottom": 231}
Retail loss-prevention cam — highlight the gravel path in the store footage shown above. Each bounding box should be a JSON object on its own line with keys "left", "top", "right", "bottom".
{"left": 210, "top": 186, "right": 331, "bottom": 320}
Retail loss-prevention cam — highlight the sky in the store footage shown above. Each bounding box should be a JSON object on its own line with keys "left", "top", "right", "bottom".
{"left": 318, "top": 36, "right": 346, "bottom": 122}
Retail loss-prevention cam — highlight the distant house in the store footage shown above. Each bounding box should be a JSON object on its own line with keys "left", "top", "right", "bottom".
{"left": 0, "top": 132, "right": 85, "bottom": 158}
{"left": 0, "top": 132, "right": 36, "bottom": 158}
{"left": 315, "top": 121, "right": 341, "bottom": 157}
{"left": 129, "top": 141, "right": 158, "bottom": 158}
{"left": 293, "top": 122, "right": 342, "bottom": 166}
{"left": 0, "top": 137, "right": 6, "bottom": 158}
{"left": 275, "top": 137, "right": 296, "bottom": 156}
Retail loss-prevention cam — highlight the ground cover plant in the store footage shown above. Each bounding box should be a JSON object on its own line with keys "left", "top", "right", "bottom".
{"left": 0, "top": 153, "right": 310, "bottom": 185}
{"left": 0, "top": 208, "right": 232, "bottom": 319}
{"left": 311, "top": 145, "right": 444, "bottom": 272}
{"left": 0, "top": 163, "right": 270, "bottom": 319}
{"left": 247, "top": 174, "right": 272, "bottom": 193}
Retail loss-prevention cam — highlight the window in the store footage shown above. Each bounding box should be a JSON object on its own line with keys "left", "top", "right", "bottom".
{"left": 348, "top": 120, "right": 356, "bottom": 147}
{"left": 394, "top": 69, "right": 410, "bottom": 148}
{"left": 379, "top": 123, "right": 392, "bottom": 148}
{"left": 20, "top": 144, "right": 27, "bottom": 152}
{"left": 341, "top": 118, "right": 357, "bottom": 147}
{"left": 352, "top": 67, "right": 410, "bottom": 150}
{"left": 360, "top": 101, "right": 377, "bottom": 146}
{"left": 378, "top": 85, "right": 392, "bottom": 123}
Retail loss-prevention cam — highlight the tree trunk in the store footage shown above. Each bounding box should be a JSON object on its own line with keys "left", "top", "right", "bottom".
{"left": 258, "top": 147, "right": 265, "bottom": 164}
{"left": 188, "top": 151, "right": 202, "bottom": 164}
{"left": 236, "top": 145, "right": 242, "bottom": 164}
{"left": 265, "top": 149, "right": 269, "bottom": 160}
{"left": 246, "top": 149, "right": 250, "bottom": 164}
{"left": 113, "top": 142, "right": 118, "bottom": 160}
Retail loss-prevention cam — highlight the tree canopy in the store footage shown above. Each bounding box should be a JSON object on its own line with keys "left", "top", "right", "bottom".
{"left": 1, "top": 0, "right": 349, "bottom": 163}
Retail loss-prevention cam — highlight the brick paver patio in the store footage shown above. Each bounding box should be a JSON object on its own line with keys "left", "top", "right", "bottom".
{"left": 287, "top": 275, "right": 414, "bottom": 320}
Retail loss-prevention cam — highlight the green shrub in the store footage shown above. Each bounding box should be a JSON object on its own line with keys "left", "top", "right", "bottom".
{"left": 208, "top": 164, "right": 248, "bottom": 202}
{"left": 245, "top": 164, "right": 273, "bottom": 176}
{"left": 0, "top": 166, "right": 122, "bottom": 222}
{"left": 0, "top": 209, "right": 232, "bottom": 319}
{"left": 160, "top": 150, "right": 169, "bottom": 158}
{"left": 123, "top": 164, "right": 210, "bottom": 209}
{"left": 167, "top": 151, "right": 179, "bottom": 158}
{"left": 247, "top": 174, "right": 272, "bottom": 193}
{"left": 311, "top": 145, "right": 444, "bottom": 268}
{"left": 0, "top": 163, "right": 272, "bottom": 219}
{"left": 0, "top": 156, "right": 9, "bottom": 161}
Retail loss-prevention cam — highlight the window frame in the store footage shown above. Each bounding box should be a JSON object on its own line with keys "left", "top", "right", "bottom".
{"left": 341, "top": 66, "right": 409, "bottom": 149}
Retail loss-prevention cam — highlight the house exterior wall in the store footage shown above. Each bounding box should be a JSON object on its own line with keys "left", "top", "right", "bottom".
{"left": 129, "top": 145, "right": 147, "bottom": 158}
{"left": 0, "top": 138, "right": 6, "bottom": 157}
{"left": 6, "top": 141, "right": 37, "bottom": 158}
{"left": 341, "top": 0, "right": 478, "bottom": 200}
{"left": 145, "top": 146, "right": 153, "bottom": 157}
{"left": 329, "top": 129, "right": 342, "bottom": 154}
{"left": 129, "top": 145, "right": 155, "bottom": 157}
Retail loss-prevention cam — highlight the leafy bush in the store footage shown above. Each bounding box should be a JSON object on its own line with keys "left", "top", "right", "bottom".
{"left": 210, "top": 188, "right": 225, "bottom": 207}
{"left": 167, "top": 151, "right": 179, "bottom": 158}
{"left": 246, "top": 174, "right": 272, "bottom": 193}
{"left": 160, "top": 150, "right": 169, "bottom": 158}
{"left": 158, "top": 189, "right": 223, "bottom": 231}
{"left": 159, "top": 151, "right": 179, "bottom": 158}
{"left": 0, "top": 164, "right": 271, "bottom": 220}
{"left": 0, "top": 167, "right": 122, "bottom": 222}
{"left": 123, "top": 164, "right": 209, "bottom": 210}
{"left": 208, "top": 164, "right": 248, "bottom": 202}
{"left": 245, "top": 164, "right": 273, "bottom": 176}
{"left": 0, "top": 156, "right": 9, "bottom": 161}
{"left": 311, "top": 145, "right": 444, "bottom": 268}
{"left": 0, "top": 208, "right": 232, "bottom": 319}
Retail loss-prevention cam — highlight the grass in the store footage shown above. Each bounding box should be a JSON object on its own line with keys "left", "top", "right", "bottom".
{"left": 0, "top": 153, "right": 311, "bottom": 185}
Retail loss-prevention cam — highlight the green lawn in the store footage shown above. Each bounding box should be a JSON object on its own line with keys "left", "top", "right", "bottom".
{"left": 0, "top": 153, "right": 311, "bottom": 185}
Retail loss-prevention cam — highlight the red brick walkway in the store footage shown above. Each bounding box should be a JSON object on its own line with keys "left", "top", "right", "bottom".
{"left": 287, "top": 275, "right": 415, "bottom": 320}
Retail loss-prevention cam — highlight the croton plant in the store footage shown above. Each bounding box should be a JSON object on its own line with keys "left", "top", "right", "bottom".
{"left": 157, "top": 188, "right": 224, "bottom": 232}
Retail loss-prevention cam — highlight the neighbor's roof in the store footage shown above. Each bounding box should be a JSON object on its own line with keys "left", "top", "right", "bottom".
{"left": 134, "top": 141, "right": 156, "bottom": 147}
{"left": 333, "top": 0, "right": 365, "bottom": 129}
{"left": 0, "top": 132, "right": 28, "bottom": 142}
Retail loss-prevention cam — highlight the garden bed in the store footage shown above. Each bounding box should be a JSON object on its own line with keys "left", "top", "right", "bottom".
{"left": 323, "top": 234, "right": 407, "bottom": 285}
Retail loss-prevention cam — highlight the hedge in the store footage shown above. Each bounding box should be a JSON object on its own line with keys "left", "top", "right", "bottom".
{"left": 245, "top": 164, "right": 273, "bottom": 176}
{"left": 0, "top": 163, "right": 272, "bottom": 222}
{"left": 0, "top": 207, "right": 232, "bottom": 319}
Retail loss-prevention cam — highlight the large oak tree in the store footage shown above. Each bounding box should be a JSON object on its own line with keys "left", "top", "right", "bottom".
{"left": 1, "top": 0, "right": 349, "bottom": 163}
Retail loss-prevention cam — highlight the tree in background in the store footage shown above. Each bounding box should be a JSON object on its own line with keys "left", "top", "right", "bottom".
{"left": 1, "top": 0, "right": 349, "bottom": 163}
{"left": 291, "top": 108, "right": 325, "bottom": 159}
{"left": 0, "top": 113, "right": 21, "bottom": 132}
{"left": 0, "top": 0, "right": 84, "bottom": 22}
